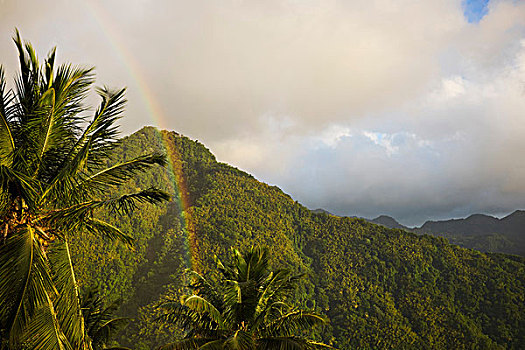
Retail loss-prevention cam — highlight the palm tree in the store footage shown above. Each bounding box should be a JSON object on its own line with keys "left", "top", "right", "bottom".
{"left": 158, "top": 247, "right": 332, "bottom": 350}
{"left": 0, "top": 31, "right": 170, "bottom": 349}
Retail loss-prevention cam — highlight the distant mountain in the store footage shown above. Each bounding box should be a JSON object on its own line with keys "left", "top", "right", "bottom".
{"left": 498, "top": 210, "right": 525, "bottom": 238}
{"left": 415, "top": 211, "right": 525, "bottom": 256}
{"left": 311, "top": 208, "right": 335, "bottom": 215}
{"left": 370, "top": 215, "right": 409, "bottom": 230}
{"left": 367, "top": 211, "right": 525, "bottom": 256}
{"left": 418, "top": 213, "right": 500, "bottom": 236}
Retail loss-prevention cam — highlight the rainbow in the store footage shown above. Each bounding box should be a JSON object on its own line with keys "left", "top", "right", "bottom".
{"left": 81, "top": 1, "right": 199, "bottom": 270}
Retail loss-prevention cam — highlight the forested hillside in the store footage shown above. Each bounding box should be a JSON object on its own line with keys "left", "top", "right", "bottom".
{"left": 72, "top": 127, "right": 525, "bottom": 349}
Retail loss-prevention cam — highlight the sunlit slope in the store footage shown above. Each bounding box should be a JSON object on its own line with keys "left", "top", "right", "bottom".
{"left": 73, "top": 127, "right": 525, "bottom": 349}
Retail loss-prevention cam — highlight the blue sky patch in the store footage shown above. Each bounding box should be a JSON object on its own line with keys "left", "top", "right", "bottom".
{"left": 463, "top": 0, "right": 489, "bottom": 23}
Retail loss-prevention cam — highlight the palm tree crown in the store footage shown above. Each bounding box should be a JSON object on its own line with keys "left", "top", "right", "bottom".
{"left": 159, "top": 247, "right": 332, "bottom": 350}
{"left": 0, "top": 31, "right": 169, "bottom": 349}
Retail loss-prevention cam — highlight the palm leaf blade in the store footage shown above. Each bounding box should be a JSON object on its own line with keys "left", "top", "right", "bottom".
{"left": 0, "top": 225, "right": 55, "bottom": 347}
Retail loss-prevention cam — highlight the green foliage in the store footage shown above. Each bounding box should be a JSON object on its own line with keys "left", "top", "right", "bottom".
{"left": 0, "top": 33, "right": 168, "bottom": 349}
{"left": 158, "top": 247, "right": 330, "bottom": 350}
{"left": 73, "top": 127, "right": 525, "bottom": 350}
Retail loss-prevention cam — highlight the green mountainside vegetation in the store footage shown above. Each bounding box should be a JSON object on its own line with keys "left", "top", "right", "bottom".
{"left": 72, "top": 127, "right": 525, "bottom": 350}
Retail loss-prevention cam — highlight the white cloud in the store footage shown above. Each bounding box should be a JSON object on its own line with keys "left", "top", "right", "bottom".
{"left": 317, "top": 125, "right": 352, "bottom": 148}
{"left": 362, "top": 131, "right": 399, "bottom": 156}
{"left": 430, "top": 76, "right": 467, "bottom": 102}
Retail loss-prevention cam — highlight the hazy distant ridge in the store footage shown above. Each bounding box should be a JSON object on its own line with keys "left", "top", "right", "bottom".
{"left": 369, "top": 211, "right": 525, "bottom": 256}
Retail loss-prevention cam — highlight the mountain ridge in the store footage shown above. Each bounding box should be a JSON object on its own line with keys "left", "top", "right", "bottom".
{"left": 368, "top": 211, "right": 524, "bottom": 256}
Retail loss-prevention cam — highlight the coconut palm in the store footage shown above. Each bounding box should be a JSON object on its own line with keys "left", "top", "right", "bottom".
{"left": 0, "top": 31, "right": 169, "bottom": 349}
{"left": 158, "top": 247, "right": 332, "bottom": 350}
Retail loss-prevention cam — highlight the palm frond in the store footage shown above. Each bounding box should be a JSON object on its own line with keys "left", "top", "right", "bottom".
{"left": 47, "top": 239, "right": 86, "bottom": 348}
{"left": 78, "top": 153, "right": 167, "bottom": 194}
{"left": 50, "top": 64, "right": 93, "bottom": 123}
{"left": 258, "top": 337, "right": 333, "bottom": 350}
{"left": 13, "top": 30, "right": 29, "bottom": 85}
{"left": 222, "top": 280, "right": 243, "bottom": 327}
{"left": 260, "top": 311, "right": 328, "bottom": 338}
{"left": 0, "top": 225, "right": 56, "bottom": 347}
{"left": 29, "top": 86, "right": 60, "bottom": 177}
{"left": 254, "top": 270, "right": 292, "bottom": 319}
{"left": 20, "top": 296, "right": 73, "bottom": 350}
{"left": 187, "top": 270, "right": 221, "bottom": 303}
{"left": 156, "top": 302, "right": 202, "bottom": 332}
{"left": 85, "top": 86, "right": 126, "bottom": 154}
{"left": 44, "top": 88, "right": 126, "bottom": 198}
{"left": 104, "top": 188, "right": 171, "bottom": 215}
{"left": 158, "top": 337, "right": 215, "bottom": 350}
{"left": 225, "top": 280, "right": 242, "bottom": 305}
{"left": 0, "top": 66, "right": 15, "bottom": 166}
{"left": 243, "top": 247, "right": 270, "bottom": 283}
{"left": 12, "top": 29, "right": 37, "bottom": 116}
{"left": 43, "top": 151, "right": 166, "bottom": 207}
{"left": 43, "top": 188, "right": 170, "bottom": 231}
{"left": 90, "top": 317, "right": 128, "bottom": 349}
{"left": 28, "top": 65, "right": 95, "bottom": 180}
{"left": 182, "top": 295, "right": 224, "bottom": 328}
{"left": 83, "top": 218, "right": 133, "bottom": 247}
{"left": 223, "top": 330, "right": 255, "bottom": 350}
{"left": 0, "top": 165, "right": 39, "bottom": 209}
{"left": 43, "top": 47, "right": 56, "bottom": 89}
{"left": 80, "top": 286, "right": 128, "bottom": 349}
{"left": 198, "top": 339, "right": 225, "bottom": 350}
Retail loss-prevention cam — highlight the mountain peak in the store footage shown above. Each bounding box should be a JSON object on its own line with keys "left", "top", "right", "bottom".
{"left": 311, "top": 208, "right": 334, "bottom": 215}
{"left": 503, "top": 209, "right": 525, "bottom": 220}
{"left": 370, "top": 215, "right": 408, "bottom": 230}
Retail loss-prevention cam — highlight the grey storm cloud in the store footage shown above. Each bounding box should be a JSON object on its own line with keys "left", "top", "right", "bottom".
{"left": 1, "top": 0, "right": 524, "bottom": 225}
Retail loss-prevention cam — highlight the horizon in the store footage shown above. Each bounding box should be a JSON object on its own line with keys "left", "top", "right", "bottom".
{"left": 1, "top": 0, "right": 524, "bottom": 226}
{"left": 366, "top": 208, "right": 524, "bottom": 228}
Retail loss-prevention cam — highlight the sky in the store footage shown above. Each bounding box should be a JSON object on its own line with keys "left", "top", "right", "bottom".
{"left": 1, "top": 0, "right": 524, "bottom": 226}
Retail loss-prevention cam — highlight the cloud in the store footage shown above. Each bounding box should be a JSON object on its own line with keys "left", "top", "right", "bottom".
{"left": 1, "top": 0, "right": 524, "bottom": 225}
{"left": 207, "top": 0, "right": 525, "bottom": 226}
{"left": 1, "top": 0, "right": 465, "bottom": 135}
